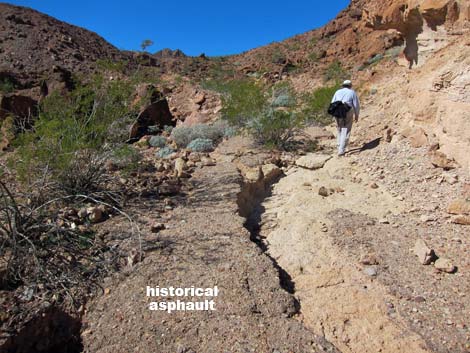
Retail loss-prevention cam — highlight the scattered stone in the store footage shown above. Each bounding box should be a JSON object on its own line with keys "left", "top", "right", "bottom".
{"left": 434, "top": 258, "right": 456, "bottom": 273}
{"left": 430, "top": 151, "right": 457, "bottom": 170}
{"left": 384, "top": 128, "right": 393, "bottom": 143}
{"left": 188, "top": 152, "right": 201, "bottom": 162}
{"left": 420, "top": 214, "right": 436, "bottom": 223}
{"left": 318, "top": 186, "right": 329, "bottom": 197}
{"left": 295, "top": 153, "right": 332, "bottom": 170}
{"left": 159, "top": 183, "right": 181, "bottom": 196}
{"left": 193, "top": 92, "right": 206, "bottom": 105}
{"left": 359, "top": 254, "right": 379, "bottom": 266}
{"left": 413, "top": 239, "right": 436, "bottom": 265}
{"left": 379, "top": 218, "right": 389, "bottom": 224}
{"left": 78, "top": 207, "right": 88, "bottom": 219}
{"left": 200, "top": 157, "right": 215, "bottom": 166}
{"left": 370, "top": 182, "right": 379, "bottom": 189}
{"left": 413, "top": 296, "right": 426, "bottom": 303}
{"left": 150, "top": 222, "right": 165, "bottom": 233}
{"left": 155, "top": 162, "right": 165, "bottom": 172}
{"left": 319, "top": 222, "right": 328, "bottom": 232}
{"left": 87, "top": 206, "right": 106, "bottom": 223}
{"left": 363, "top": 266, "right": 378, "bottom": 277}
{"left": 127, "top": 249, "right": 139, "bottom": 267}
{"left": 442, "top": 172, "right": 458, "bottom": 185}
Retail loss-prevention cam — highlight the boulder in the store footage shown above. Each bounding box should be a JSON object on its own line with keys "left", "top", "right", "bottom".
{"left": 413, "top": 239, "right": 436, "bottom": 265}
{"left": 295, "top": 153, "right": 332, "bottom": 170}
{"left": 129, "top": 91, "right": 175, "bottom": 140}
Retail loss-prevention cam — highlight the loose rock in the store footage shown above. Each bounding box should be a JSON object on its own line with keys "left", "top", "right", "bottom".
{"left": 318, "top": 186, "right": 329, "bottom": 197}
{"left": 434, "top": 258, "right": 456, "bottom": 273}
{"left": 295, "top": 153, "right": 332, "bottom": 170}
{"left": 413, "top": 239, "right": 436, "bottom": 265}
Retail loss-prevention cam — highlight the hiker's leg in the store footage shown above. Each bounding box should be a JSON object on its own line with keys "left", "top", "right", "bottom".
{"left": 335, "top": 118, "right": 341, "bottom": 148}
{"left": 344, "top": 110, "right": 354, "bottom": 149}
{"left": 337, "top": 118, "right": 348, "bottom": 155}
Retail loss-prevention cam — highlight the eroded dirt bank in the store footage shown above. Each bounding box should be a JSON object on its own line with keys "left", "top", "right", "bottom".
{"left": 81, "top": 137, "right": 339, "bottom": 353}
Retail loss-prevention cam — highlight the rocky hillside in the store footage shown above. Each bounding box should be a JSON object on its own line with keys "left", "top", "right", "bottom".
{"left": 0, "top": 3, "right": 127, "bottom": 87}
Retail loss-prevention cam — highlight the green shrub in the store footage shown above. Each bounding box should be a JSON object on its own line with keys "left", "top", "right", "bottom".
{"left": 301, "top": 85, "right": 339, "bottom": 125}
{"left": 148, "top": 135, "right": 167, "bottom": 148}
{"left": 186, "top": 138, "right": 214, "bottom": 152}
{"left": 246, "top": 108, "right": 303, "bottom": 149}
{"left": 323, "top": 60, "right": 348, "bottom": 83}
{"left": 96, "top": 59, "right": 129, "bottom": 73}
{"left": 219, "top": 80, "right": 267, "bottom": 128}
{"left": 156, "top": 146, "right": 175, "bottom": 159}
{"left": 12, "top": 77, "right": 138, "bottom": 194}
{"left": 0, "top": 77, "right": 15, "bottom": 93}
{"left": 111, "top": 144, "right": 141, "bottom": 175}
{"left": 308, "top": 52, "right": 319, "bottom": 62}
{"left": 271, "top": 48, "right": 286, "bottom": 64}
{"left": 271, "top": 82, "right": 296, "bottom": 108}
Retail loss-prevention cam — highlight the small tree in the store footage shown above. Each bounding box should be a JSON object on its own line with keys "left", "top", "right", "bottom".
{"left": 140, "top": 39, "right": 154, "bottom": 52}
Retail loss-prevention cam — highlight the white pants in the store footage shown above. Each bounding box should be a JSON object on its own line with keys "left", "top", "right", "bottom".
{"left": 336, "top": 109, "right": 354, "bottom": 155}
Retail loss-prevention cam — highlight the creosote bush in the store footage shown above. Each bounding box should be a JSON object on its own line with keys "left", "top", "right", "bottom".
{"left": 12, "top": 77, "right": 138, "bottom": 195}
{"left": 301, "top": 85, "right": 339, "bottom": 126}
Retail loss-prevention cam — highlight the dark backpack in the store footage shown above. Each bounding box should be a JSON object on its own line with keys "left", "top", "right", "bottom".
{"left": 327, "top": 101, "right": 351, "bottom": 119}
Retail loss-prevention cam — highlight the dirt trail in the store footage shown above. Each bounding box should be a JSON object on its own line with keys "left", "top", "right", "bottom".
{"left": 254, "top": 91, "right": 470, "bottom": 353}
{"left": 81, "top": 137, "right": 340, "bottom": 353}
{"left": 258, "top": 154, "right": 430, "bottom": 353}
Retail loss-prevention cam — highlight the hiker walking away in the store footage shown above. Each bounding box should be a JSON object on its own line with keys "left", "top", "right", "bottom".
{"left": 331, "top": 80, "right": 360, "bottom": 156}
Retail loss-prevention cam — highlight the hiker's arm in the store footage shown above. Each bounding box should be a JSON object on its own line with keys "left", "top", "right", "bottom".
{"left": 353, "top": 94, "right": 360, "bottom": 120}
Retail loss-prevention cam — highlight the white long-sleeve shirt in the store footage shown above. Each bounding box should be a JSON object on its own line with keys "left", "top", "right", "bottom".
{"left": 331, "top": 87, "right": 360, "bottom": 117}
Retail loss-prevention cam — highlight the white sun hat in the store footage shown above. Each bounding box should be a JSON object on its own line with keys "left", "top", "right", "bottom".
{"left": 343, "top": 80, "right": 352, "bottom": 86}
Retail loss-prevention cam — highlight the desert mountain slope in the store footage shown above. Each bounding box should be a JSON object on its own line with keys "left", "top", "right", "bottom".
{"left": 0, "top": 2, "right": 127, "bottom": 87}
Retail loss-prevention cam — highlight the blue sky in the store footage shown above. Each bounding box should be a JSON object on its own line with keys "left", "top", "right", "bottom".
{"left": 6, "top": 0, "right": 350, "bottom": 56}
